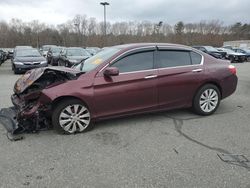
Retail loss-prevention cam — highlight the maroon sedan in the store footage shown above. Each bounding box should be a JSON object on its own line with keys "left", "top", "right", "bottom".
{"left": 0, "top": 43, "right": 237, "bottom": 136}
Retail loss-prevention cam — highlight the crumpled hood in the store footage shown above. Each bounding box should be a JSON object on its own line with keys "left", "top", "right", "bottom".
{"left": 15, "top": 56, "right": 46, "bottom": 63}
{"left": 14, "top": 67, "right": 81, "bottom": 94}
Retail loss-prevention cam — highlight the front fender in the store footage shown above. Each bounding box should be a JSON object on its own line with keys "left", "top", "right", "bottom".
{"left": 39, "top": 80, "right": 95, "bottom": 115}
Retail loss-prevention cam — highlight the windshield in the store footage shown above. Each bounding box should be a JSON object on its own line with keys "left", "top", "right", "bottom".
{"left": 51, "top": 47, "right": 63, "bottom": 53}
{"left": 221, "top": 48, "right": 235, "bottom": 53}
{"left": 43, "top": 46, "right": 55, "bottom": 51}
{"left": 66, "top": 48, "right": 90, "bottom": 56}
{"left": 75, "top": 47, "right": 120, "bottom": 72}
{"left": 16, "top": 49, "right": 42, "bottom": 57}
{"left": 242, "top": 48, "right": 250, "bottom": 53}
{"left": 204, "top": 46, "right": 219, "bottom": 52}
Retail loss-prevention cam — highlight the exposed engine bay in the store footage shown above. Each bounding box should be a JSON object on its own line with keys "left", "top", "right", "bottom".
{"left": 0, "top": 67, "right": 81, "bottom": 140}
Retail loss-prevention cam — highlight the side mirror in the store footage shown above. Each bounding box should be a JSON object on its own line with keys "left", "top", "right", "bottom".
{"left": 104, "top": 67, "right": 119, "bottom": 77}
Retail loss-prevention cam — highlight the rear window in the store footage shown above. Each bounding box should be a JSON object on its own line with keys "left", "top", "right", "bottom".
{"left": 157, "top": 50, "right": 191, "bottom": 68}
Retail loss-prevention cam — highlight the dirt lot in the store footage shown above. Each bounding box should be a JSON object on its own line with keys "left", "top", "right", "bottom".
{"left": 0, "top": 60, "right": 250, "bottom": 188}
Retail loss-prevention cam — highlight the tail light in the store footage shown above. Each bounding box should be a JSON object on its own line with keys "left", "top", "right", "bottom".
{"left": 228, "top": 65, "right": 236, "bottom": 75}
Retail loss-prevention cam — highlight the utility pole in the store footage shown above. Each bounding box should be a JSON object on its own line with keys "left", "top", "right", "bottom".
{"left": 100, "top": 2, "right": 110, "bottom": 36}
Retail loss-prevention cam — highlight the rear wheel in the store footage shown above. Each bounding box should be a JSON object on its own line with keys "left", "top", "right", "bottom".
{"left": 52, "top": 99, "right": 93, "bottom": 134}
{"left": 193, "top": 84, "right": 221, "bottom": 115}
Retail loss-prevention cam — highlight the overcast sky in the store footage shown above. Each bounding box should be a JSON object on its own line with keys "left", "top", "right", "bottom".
{"left": 0, "top": 0, "right": 249, "bottom": 25}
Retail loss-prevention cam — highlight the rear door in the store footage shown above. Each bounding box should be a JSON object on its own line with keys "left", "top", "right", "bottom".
{"left": 93, "top": 48, "right": 158, "bottom": 118}
{"left": 156, "top": 47, "right": 205, "bottom": 109}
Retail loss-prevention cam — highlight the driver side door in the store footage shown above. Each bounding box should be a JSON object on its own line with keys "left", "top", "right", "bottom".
{"left": 93, "top": 48, "right": 158, "bottom": 118}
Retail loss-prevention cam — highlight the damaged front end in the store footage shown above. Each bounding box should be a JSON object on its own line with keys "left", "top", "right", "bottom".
{"left": 0, "top": 67, "right": 81, "bottom": 139}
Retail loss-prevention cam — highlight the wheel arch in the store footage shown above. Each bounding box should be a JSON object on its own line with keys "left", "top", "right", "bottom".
{"left": 193, "top": 81, "right": 222, "bottom": 103}
{"left": 52, "top": 96, "right": 91, "bottom": 112}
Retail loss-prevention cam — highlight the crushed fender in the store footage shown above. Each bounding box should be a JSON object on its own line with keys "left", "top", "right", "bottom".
{"left": 0, "top": 67, "right": 82, "bottom": 140}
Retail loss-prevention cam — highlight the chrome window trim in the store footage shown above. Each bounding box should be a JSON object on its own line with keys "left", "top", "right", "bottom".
{"left": 98, "top": 46, "right": 204, "bottom": 75}
{"left": 156, "top": 46, "right": 204, "bottom": 66}
{"left": 119, "top": 68, "right": 158, "bottom": 75}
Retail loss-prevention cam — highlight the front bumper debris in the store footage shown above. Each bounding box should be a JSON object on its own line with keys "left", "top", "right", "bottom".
{"left": 0, "top": 107, "right": 25, "bottom": 141}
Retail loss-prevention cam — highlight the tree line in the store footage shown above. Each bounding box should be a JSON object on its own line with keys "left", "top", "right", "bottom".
{"left": 0, "top": 14, "right": 249, "bottom": 48}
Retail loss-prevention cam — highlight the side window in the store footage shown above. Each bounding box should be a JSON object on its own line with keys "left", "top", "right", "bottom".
{"left": 190, "top": 51, "right": 202, "bottom": 65}
{"left": 157, "top": 50, "right": 191, "bottom": 68}
{"left": 111, "top": 51, "right": 154, "bottom": 73}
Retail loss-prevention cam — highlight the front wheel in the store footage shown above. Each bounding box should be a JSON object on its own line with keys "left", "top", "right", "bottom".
{"left": 229, "top": 56, "right": 234, "bottom": 63}
{"left": 193, "top": 84, "right": 221, "bottom": 115}
{"left": 52, "top": 99, "right": 93, "bottom": 134}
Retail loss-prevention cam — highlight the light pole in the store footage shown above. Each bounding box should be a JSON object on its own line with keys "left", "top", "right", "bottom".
{"left": 74, "top": 20, "right": 81, "bottom": 46}
{"left": 100, "top": 2, "right": 109, "bottom": 36}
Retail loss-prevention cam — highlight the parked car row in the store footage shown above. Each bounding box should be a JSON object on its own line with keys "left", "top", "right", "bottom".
{"left": 7, "top": 45, "right": 101, "bottom": 74}
{"left": 4, "top": 43, "right": 248, "bottom": 75}
{"left": 193, "top": 45, "right": 250, "bottom": 63}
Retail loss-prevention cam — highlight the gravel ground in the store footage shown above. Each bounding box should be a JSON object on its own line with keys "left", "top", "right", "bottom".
{"left": 0, "top": 60, "right": 249, "bottom": 188}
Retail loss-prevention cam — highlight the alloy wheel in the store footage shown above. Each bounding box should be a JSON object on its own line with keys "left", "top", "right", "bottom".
{"left": 199, "top": 88, "right": 219, "bottom": 113}
{"left": 59, "top": 104, "right": 90, "bottom": 133}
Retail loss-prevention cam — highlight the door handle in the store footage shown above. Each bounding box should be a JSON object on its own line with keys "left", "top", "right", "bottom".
{"left": 144, "top": 75, "right": 157, "bottom": 79}
{"left": 192, "top": 68, "right": 203, "bottom": 73}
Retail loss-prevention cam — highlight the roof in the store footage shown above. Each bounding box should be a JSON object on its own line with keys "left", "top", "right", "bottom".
{"left": 112, "top": 43, "right": 193, "bottom": 51}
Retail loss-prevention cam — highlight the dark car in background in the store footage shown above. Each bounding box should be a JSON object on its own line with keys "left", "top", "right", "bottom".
{"left": 234, "top": 48, "right": 250, "bottom": 61}
{"left": 7, "top": 48, "right": 14, "bottom": 59}
{"left": 0, "top": 49, "right": 9, "bottom": 64}
{"left": 217, "top": 48, "right": 246, "bottom": 63}
{"left": 58, "top": 47, "right": 91, "bottom": 67}
{"left": 12, "top": 48, "right": 47, "bottom": 74}
{"left": 47, "top": 46, "right": 64, "bottom": 65}
{"left": 193, "top": 46, "right": 226, "bottom": 59}
{"left": 1, "top": 43, "right": 238, "bottom": 135}
{"left": 0, "top": 50, "right": 5, "bottom": 65}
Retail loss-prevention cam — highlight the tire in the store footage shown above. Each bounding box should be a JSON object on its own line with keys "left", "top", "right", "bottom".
{"left": 52, "top": 99, "right": 93, "bottom": 134}
{"left": 13, "top": 67, "right": 19, "bottom": 74}
{"left": 229, "top": 56, "right": 234, "bottom": 63}
{"left": 193, "top": 84, "right": 221, "bottom": 116}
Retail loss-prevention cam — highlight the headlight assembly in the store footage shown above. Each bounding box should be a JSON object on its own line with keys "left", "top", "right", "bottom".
{"left": 14, "top": 62, "right": 24, "bottom": 65}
